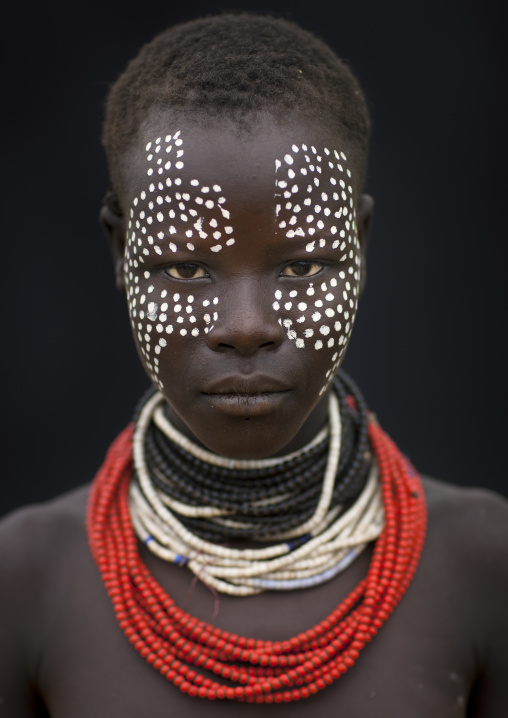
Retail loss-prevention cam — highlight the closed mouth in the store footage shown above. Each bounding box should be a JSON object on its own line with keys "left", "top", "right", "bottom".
{"left": 203, "top": 376, "right": 292, "bottom": 396}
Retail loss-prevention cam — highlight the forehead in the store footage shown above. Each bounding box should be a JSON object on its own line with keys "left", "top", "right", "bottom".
{"left": 122, "top": 115, "right": 356, "bottom": 212}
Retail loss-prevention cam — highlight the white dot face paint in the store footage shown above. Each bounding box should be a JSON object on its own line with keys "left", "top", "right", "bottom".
{"left": 124, "top": 130, "right": 361, "bottom": 408}
{"left": 273, "top": 144, "right": 361, "bottom": 394}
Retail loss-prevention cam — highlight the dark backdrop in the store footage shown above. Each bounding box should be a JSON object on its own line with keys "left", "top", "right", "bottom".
{"left": 2, "top": 0, "right": 507, "bottom": 517}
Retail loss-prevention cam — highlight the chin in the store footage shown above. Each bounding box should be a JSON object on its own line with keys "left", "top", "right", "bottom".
{"left": 189, "top": 413, "right": 306, "bottom": 460}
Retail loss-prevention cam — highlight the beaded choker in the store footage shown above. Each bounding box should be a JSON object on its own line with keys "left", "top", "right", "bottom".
{"left": 129, "top": 375, "right": 383, "bottom": 594}
{"left": 87, "top": 373, "right": 427, "bottom": 703}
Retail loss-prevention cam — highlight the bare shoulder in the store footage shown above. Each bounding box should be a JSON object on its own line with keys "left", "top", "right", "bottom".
{"left": 421, "top": 475, "right": 508, "bottom": 554}
{"left": 0, "top": 486, "right": 91, "bottom": 714}
{"left": 421, "top": 476, "right": 508, "bottom": 646}
{"left": 0, "top": 484, "right": 91, "bottom": 624}
{"left": 0, "top": 484, "right": 90, "bottom": 567}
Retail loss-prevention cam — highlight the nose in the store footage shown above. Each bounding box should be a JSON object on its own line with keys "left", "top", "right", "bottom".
{"left": 206, "top": 278, "right": 284, "bottom": 356}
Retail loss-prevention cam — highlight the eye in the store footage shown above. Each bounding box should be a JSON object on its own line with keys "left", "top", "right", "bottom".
{"left": 281, "top": 261, "right": 323, "bottom": 277}
{"left": 165, "top": 263, "right": 208, "bottom": 279}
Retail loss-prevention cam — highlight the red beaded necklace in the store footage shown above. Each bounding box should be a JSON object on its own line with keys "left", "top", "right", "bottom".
{"left": 87, "top": 416, "right": 426, "bottom": 703}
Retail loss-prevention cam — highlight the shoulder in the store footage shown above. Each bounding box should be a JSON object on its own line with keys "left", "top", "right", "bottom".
{"left": 0, "top": 484, "right": 91, "bottom": 603}
{"left": 0, "top": 485, "right": 92, "bottom": 701}
{"left": 421, "top": 475, "right": 508, "bottom": 554}
{"left": 420, "top": 476, "right": 508, "bottom": 651}
{"left": 0, "top": 484, "right": 90, "bottom": 565}
{"left": 0, "top": 485, "right": 91, "bottom": 643}
{"left": 0, "top": 485, "right": 92, "bottom": 614}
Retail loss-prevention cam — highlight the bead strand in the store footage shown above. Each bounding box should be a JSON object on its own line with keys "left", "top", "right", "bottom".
{"left": 87, "top": 388, "right": 426, "bottom": 703}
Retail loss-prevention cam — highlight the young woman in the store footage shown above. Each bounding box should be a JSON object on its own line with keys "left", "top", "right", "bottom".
{"left": 1, "top": 13, "right": 507, "bottom": 717}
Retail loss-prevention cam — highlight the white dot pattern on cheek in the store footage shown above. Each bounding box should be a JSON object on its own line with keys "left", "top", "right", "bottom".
{"left": 273, "top": 145, "right": 362, "bottom": 395}
{"left": 123, "top": 131, "right": 238, "bottom": 389}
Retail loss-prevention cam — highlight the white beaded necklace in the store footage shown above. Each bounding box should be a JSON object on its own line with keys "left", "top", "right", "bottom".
{"left": 130, "top": 391, "right": 384, "bottom": 595}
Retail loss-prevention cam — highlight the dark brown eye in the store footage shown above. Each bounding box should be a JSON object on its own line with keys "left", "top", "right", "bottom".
{"left": 166, "top": 264, "right": 207, "bottom": 279}
{"left": 282, "top": 261, "right": 322, "bottom": 277}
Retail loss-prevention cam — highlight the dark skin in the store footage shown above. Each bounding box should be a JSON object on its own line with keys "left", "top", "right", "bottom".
{"left": 1, "top": 114, "right": 507, "bottom": 717}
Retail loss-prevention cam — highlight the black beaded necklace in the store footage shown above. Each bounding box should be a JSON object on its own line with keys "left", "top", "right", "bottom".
{"left": 133, "top": 371, "right": 371, "bottom": 543}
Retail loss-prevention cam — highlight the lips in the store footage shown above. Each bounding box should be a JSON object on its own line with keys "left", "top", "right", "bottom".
{"left": 203, "top": 375, "right": 292, "bottom": 395}
{"left": 201, "top": 375, "right": 292, "bottom": 417}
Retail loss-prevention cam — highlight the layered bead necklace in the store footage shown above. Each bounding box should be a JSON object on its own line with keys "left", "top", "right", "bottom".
{"left": 87, "top": 372, "right": 427, "bottom": 703}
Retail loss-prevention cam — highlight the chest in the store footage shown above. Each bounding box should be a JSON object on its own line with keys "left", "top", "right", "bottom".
{"left": 36, "top": 546, "right": 476, "bottom": 718}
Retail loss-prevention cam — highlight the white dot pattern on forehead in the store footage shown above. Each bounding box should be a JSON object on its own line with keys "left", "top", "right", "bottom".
{"left": 273, "top": 144, "right": 361, "bottom": 394}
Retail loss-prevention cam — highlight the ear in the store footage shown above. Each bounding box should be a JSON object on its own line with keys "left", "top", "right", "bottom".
{"left": 356, "top": 194, "right": 374, "bottom": 295}
{"left": 100, "top": 204, "right": 126, "bottom": 292}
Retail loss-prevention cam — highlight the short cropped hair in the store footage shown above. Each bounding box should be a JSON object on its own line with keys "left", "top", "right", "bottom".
{"left": 103, "top": 12, "right": 370, "bottom": 209}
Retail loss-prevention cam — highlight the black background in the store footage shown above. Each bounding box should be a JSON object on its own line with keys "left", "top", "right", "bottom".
{"left": 2, "top": 0, "right": 507, "bottom": 517}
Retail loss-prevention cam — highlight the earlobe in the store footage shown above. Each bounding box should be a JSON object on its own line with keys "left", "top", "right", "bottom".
{"left": 100, "top": 204, "right": 126, "bottom": 292}
{"left": 357, "top": 194, "right": 374, "bottom": 295}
